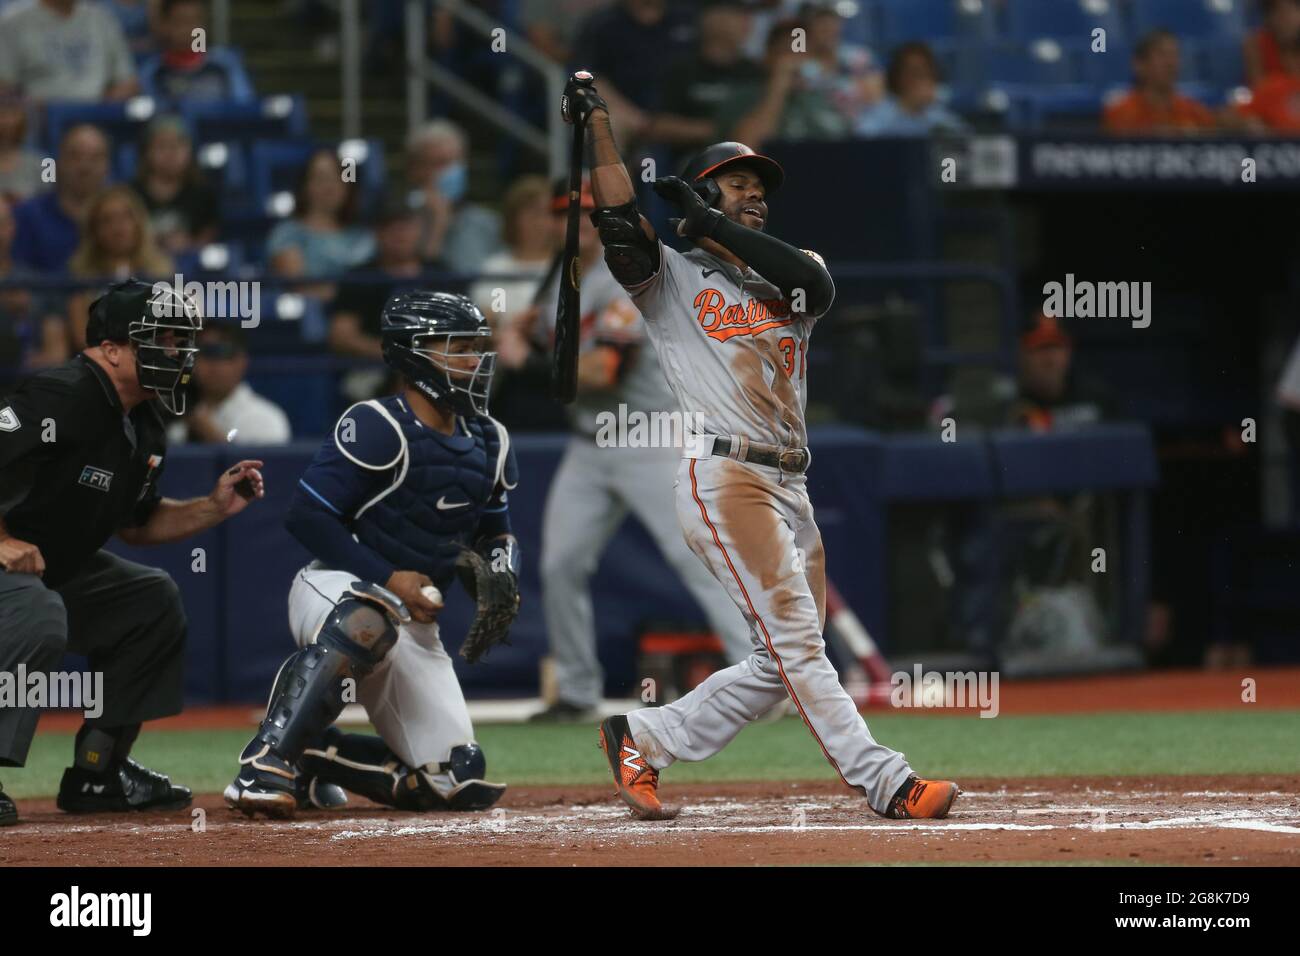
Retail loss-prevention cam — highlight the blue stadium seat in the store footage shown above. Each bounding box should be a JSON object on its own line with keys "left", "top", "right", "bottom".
{"left": 180, "top": 96, "right": 309, "bottom": 151}
{"left": 172, "top": 242, "right": 247, "bottom": 278}
{"left": 1188, "top": 35, "right": 1249, "bottom": 91}
{"left": 1012, "top": 86, "right": 1109, "bottom": 129}
{"left": 1077, "top": 41, "right": 1135, "bottom": 87}
{"left": 876, "top": 0, "right": 995, "bottom": 44}
{"left": 41, "top": 99, "right": 158, "bottom": 154}
{"left": 248, "top": 139, "right": 387, "bottom": 220}
{"left": 970, "top": 41, "right": 1079, "bottom": 86}
{"left": 1128, "top": 0, "right": 1246, "bottom": 38}
{"left": 1004, "top": 0, "right": 1125, "bottom": 42}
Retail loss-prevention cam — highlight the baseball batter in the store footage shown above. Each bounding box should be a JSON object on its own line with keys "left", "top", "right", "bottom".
{"left": 532, "top": 179, "right": 753, "bottom": 720}
{"left": 561, "top": 74, "right": 960, "bottom": 821}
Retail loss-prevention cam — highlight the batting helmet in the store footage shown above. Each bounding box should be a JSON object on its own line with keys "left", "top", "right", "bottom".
{"left": 681, "top": 142, "right": 784, "bottom": 208}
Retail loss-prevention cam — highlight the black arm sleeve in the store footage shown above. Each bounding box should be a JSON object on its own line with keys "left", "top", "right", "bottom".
{"left": 709, "top": 218, "right": 835, "bottom": 317}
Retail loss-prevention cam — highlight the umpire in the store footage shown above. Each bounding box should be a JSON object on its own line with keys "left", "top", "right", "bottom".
{"left": 0, "top": 280, "right": 265, "bottom": 826}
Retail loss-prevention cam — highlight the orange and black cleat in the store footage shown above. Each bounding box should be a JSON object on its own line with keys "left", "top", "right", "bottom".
{"left": 598, "top": 715, "right": 679, "bottom": 821}
{"left": 884, "top": 774, "right": 961, "bottom": 820}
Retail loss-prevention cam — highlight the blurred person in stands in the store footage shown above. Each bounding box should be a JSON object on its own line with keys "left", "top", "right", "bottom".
{"left": 522, "top": 0, "right": 616, "bottom": 64}
{"left": 139, "top": 0, "right": 257, "bottom": 104}
{"left": 167, "top": 323, "right": 291, "bottom": 445}
{"left": 267, "top": 147, "right": 375, "bottom": 300}
{"left": 468, "top": 175, "right": 556, "bottom": 332}
{"left": 0, "top": 194, "right": 70, "bottom": 371}
{"left": 0, "top": 95, "right": 47, "bottom": 204}
{"left": 571, "top": 0, "right": 697, "bottom": 144}
{"left": 404, "top": 120, "right": 501, "bottom": 275}
{"left": 734, "top": 5, "right": 883, "bottom": 148}
{"left": 1235, "top": 34, "right": 1300, "bottom": 132}
{"left": 129, "top": 115, "right": 219, "bottom": 257}
{"left": 327, "top": 195, "right": 428, "bottom": 401}
{"left": 12, "top": 124, "right": 111, "bottom": 274}
{"left": 647, "top": 1, "right": 764, "bottom": 159}
{"left": 66, "top": 185, "right": 175, "bottom": 350}
{"left": 103, "top": 0, "right": 156, "bottom": 56}
{"left": 0, "top": 0, "right": 140, "bottom": 102}
{"left": 1103, "top": 30, "right": 1216, "bottom": 134}
{"left": 855, "top": 41, "right": 967, "bottom": 136}
{"left": 1010, "top": 312, "right": 1117, "bottom": 431}
{"left": 1245, "top": 0, "right": 1300, "bottom": 84}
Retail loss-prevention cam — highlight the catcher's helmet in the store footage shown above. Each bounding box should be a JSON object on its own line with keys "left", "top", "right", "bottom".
{"left": 380, "top": 290, "right": 495, "bottom": 417}
{"left": 681, "top": 141, "right": 784, "bottom": 208}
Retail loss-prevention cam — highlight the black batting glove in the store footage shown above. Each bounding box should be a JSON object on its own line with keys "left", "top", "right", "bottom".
{"left": 652, "top": 176, "right": 724, "bottom": 240}
{"left": 561, "top": 70, "right": 607, "bottom": 126}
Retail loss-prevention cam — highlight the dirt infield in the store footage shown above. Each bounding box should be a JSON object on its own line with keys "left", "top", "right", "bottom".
{"left": 2, "top": 775, "right": 1296, "bottom": 866}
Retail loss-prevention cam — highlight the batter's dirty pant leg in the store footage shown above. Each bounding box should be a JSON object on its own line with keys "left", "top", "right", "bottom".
{"left": 0, "top": 569, "right": 69, "bottom": 767}
{"left": 629, "top": 457, "right": 914, "bottom": 813}
{"left": 622, "top": 446, "right": 755, "bottom": 666}
{"left": 539, "top": 439, "right": 630, "bottom": 710}
{"left": 57, "top": 551, "right": 188, "bottom": 739}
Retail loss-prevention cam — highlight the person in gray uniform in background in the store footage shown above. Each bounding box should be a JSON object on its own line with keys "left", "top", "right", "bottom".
{"left": 529, "top": 178, "right": 752, "bottom": 721}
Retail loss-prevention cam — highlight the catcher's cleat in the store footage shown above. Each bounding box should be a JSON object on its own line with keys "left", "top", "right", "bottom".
{"left": 224, "top": 743, "right": 298, "bottom": 819}
{"left": 0, "top": 781, "right": 17, "bottom": 826}
{"left": 883, "top": 774, "right": 960, "bottom": 820}
{"left": 56, "top": 759, "right": 192, "bottom": 814}
{"left": 598, "top": 715, "right": 679, "bottom": 821}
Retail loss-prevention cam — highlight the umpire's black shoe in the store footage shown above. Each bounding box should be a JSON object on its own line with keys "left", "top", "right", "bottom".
{"left": 0, "top": 782, "right": 17, "bottom": 826}
{"left": 56, "top": 759, "right": 193, "bottom": 814}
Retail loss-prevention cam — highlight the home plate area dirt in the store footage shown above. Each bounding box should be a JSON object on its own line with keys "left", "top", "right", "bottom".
{"left": 3, "top": 776, "right": 1297, "bottom": 866}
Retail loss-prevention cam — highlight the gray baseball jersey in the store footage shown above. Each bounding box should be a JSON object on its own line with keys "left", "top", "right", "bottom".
{"left": 625, "top": 242, "right": 832, "bottom": 450}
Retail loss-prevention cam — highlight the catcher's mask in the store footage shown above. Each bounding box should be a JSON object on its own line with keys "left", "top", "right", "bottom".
{"left": 381, "top": 290, "right": 496, "bottom": 417}
{"left": 86, "top": 279, "right": 203, "bottom": 415}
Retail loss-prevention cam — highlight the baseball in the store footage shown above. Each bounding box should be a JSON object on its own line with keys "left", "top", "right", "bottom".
{"left": 420, "top": 584, "right": 444, "bottom": 609}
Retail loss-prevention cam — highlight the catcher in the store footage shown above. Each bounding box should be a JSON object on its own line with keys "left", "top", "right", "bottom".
{"left": 224, "top": 290, "right": 520, "bottom": 818}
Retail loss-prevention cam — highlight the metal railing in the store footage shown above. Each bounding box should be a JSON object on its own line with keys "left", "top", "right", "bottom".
{"left": 405, "top": 0, "right": 567, "bottom": 174}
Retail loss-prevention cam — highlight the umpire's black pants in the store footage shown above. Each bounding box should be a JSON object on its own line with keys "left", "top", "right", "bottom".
{"left": 0, "top": 551, "right": 187, "bottom": 767}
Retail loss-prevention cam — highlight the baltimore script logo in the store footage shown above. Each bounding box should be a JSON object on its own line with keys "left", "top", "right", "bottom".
{"left": 693, "top": 289, "right": 794, "bottom": 342}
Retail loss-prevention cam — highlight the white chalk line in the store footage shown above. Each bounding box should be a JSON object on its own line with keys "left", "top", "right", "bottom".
{"left": 6, "top": 795, "right": 1296, "bottom": 841}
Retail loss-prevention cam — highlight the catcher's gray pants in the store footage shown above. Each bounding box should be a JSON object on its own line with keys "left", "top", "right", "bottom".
{"left": 540, "top": 438, "right": 752, "bottom": 710}
{"left": 287, "top": 565, "right": 474, "bottom": 788}
{"left": 0, "top": 551, "right": 187, "bottom": 768}
{"left": 626, "top": 455, "right": 914, "bottom": 814}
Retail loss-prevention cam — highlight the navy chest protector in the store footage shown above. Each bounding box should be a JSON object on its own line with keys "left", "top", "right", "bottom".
{"left": 349, "top": 398, "right": 512, "bottom": 588}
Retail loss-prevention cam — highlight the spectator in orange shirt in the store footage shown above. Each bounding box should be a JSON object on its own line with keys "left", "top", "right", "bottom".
{"left": 1244, "top": 0, "right": 1300, "bottom": 85}
{"left": 1236, "top": 35, "right": 1300, "bottom": 132}
{"left": 1103, "top": 30, "right": 1216, "bottom": 134}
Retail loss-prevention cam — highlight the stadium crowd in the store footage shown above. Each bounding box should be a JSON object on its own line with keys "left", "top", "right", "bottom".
{"left": 0, "top": 0, "right": 1297, "bottom": 439}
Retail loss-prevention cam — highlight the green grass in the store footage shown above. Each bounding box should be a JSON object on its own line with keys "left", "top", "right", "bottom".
{"left": 4, "top": 710, "right": 1297, "bottom": 799}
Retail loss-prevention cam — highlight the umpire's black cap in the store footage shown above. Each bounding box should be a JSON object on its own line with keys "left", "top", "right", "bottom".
{"left": 85, "top": 279, "right": 155, "bottom": 346}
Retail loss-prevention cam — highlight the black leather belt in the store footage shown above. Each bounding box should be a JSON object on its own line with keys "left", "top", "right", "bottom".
{"left": 703, "top": 435, "right": 811, "bottom": 474}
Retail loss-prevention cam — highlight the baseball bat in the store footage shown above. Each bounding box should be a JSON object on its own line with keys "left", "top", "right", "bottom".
{"left": 551, "top": 72, "right": 593, "bottom": 404}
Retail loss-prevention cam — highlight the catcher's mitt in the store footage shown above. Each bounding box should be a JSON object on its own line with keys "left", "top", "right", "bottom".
{"left": 456, "top": 547, "right": 520, "bottom": 664}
